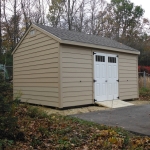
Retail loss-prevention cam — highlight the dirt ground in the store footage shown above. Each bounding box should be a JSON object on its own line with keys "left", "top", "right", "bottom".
{"left": 38, "top": 100, "right": 150, "bottom": 116}
{"left": 129, "top": 100, "right": 150, "bottom": 105}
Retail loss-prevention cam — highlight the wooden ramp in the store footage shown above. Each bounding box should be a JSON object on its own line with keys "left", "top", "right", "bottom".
{"left": 95, "top": 100, "right": 134, "bottom": 108}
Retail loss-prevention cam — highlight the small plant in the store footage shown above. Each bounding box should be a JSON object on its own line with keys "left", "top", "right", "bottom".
{"left": 70, "top": 136, "right": 81, "bottom": 146}
{"left": 38, "top": 126, "right": 50, "bottom": 137}
{"left": 139, "top": 87, "right": 150, "bottom": 97}
{"left": 58, "top": 138, "right": 71, "bottom": 149}
{"left": 31, "top": 136, "right": 42, "bottom": 148}
{"left": 55, "top": 127, "right": 72, "bottom": 135}
{"left": 0, "top": 139, "right": 14, "bottom": 150}
{"left": 27, "top": 106, "right": 48, "bottom": 118}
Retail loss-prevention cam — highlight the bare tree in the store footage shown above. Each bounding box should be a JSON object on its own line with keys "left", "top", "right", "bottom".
{"left": 13, "top": 0, "right": 17, "bottom": 47}
{"left": 21, "top": 0, "right": 32, "bottom": 31}
{"left": 62, "top": 0, "right": 81, "bottom": 30}
{"left": 73, "top": 0, "right": 87, "bottom": 32}
{"left": 85, "top": 0, "right": 107, "bottom": 35}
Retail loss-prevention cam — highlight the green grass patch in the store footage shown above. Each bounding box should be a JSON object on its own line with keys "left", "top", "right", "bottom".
{"left": 139, "top": 87, "right": 150, "bottom": 101}
{"left": 139, "top": 87, "right": 150, "bottom": 96}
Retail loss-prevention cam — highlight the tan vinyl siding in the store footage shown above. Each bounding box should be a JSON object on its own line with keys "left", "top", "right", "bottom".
{"left": 13, "top": 27, "right": 59, "bottom": 107}
{"left": 63, "top": 100, "right": 93, "bottom": 107}
{"left": 60, "top": 45, "right": 138, "bottom": 107}
{"left": 14, "top": 68, "right": 58, "bottom": 75}
{"left": 118, "top": 54, "right": 138, "bottom": 99}
{"left": 61, "top": 45, "right": 93, "bottom": 107}
{"left": 14, "top": 43, "right": 58, "bottom": 58}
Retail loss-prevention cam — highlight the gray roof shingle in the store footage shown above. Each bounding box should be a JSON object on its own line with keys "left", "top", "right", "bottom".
{"left": 35, "top": 24, "right": 138, "bottom": 52}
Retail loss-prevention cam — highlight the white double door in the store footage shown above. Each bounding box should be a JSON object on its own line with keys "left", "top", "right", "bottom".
{"left": 94, "top": 53, "right": 118, "bottom": 101}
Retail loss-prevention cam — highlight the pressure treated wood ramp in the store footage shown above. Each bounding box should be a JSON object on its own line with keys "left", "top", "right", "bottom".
{"left": 95, "top": 100, "right": 134, "bottom": 108}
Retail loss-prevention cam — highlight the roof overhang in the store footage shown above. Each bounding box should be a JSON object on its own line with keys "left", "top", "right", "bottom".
{"left": 34, "top": 22, "right": 140, "bottom": 55}
{"left": 32, "top": 24, "right": 61, "bottom": 42}
{"left": 60, "top": 40, "right": 140, "bottom": 55}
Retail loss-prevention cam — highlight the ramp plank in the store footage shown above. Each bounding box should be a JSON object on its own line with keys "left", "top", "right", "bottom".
{"left": 95, "top": 100, "right": 134, "bottom": 108}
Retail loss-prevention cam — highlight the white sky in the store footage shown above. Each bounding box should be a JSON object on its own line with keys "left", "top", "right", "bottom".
{"left": 106, "top": 0, "right": 150, "bottom": 19}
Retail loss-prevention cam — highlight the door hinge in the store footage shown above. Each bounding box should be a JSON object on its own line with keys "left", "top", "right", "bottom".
{"left": 93, "top": 79, "right": 97, "bottom": 82}
{"left": 93, "top": 52, "right": 96, "bottom": 55}
{"left": 94, "top": 99, "right": 97, "bottom": 102}
{"left": 116, "top": 79, "right": 119, "bottom": 82}
{"left": 117, "top": 97, "right": 119, "bottom": 99}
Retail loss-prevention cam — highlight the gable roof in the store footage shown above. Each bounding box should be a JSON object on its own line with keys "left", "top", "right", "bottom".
{"left": 35, "top": 24, "right": 139, "bottom": 53}
{"left": 12, "top": 23, "right": 140, "bottom": 55}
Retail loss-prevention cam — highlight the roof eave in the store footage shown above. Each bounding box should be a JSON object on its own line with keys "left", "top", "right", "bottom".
{"left": 60, "top": 40, "right": 140, "bottom": 55}
{"left": 32, "top": 24, "right": 61, "bottom": 43}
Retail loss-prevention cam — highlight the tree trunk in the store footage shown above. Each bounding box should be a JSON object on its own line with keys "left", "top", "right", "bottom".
{"left": 0, "top": 0, "right": 2, "bottom": 55}
{"left": 13, "top": 0, "right": 17, "bottom": 49}
{"left": 68, "top": 0, "right": 71, "bottom": 30}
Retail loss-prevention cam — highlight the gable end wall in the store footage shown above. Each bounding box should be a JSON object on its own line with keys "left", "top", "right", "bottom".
{"left": 13, "top": 27, "right": 60, "bottom": 107}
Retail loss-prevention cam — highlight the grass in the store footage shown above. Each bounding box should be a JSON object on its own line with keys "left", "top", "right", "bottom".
{"left": 139, "top": 77, "right": 150, "bottom": 100}
{"left": 139, "top": 87, "right": 150, "bottom": 100}
{"left": 4, "top": 104, "right": 150, "bottom": 150}
{"left": 139, "top": 87, "right": 150, "bottom": 96}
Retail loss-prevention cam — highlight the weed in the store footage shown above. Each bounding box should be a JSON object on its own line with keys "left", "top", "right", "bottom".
{"left": 38, "top": 126, "right": 50, "bottom": 137}
{"left": 57, "top": 138, "right": 71, "bottom": 150}
{"left": 139, "top": 87, "right": 150, "bottom": 96}
{"left": 0, "top": 139, "right": 14, "bottom": 150}
{"left": 31, "top": 136, "right": 42, "bottom": 148}
{"left": 27, "top": 106, "right": 48, "bottom": 118}
{"left": 70, "top": 136, "right": 81, "bottom": 146}
{"left": 54, "top": 127, "right": 72, "bottom": 135}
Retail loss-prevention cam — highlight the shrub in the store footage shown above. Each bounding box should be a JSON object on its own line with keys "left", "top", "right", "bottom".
{"left": 0, "top": 73, "right": 23, "bottom": 149}
{"left": 138, "top": 66, "right": 150, "bottom": 74}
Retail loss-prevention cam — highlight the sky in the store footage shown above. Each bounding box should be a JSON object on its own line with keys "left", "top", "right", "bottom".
{"left": 106, "top": 0, "right": 150, "bottom": 19}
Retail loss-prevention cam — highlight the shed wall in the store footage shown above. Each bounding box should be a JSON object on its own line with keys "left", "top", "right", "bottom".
{"left": 13, "top": 28, "right": 59, "bottom": 107}
{"left": 60, "top": 45, "right": 93, "bottom": 107}
{"left": 61, "top": 45, "right": 138, "bottom": 107}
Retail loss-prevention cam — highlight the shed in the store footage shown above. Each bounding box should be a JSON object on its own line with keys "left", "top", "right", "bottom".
{"left": 12, "top": 24, "right": 139, "bottom": 108}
